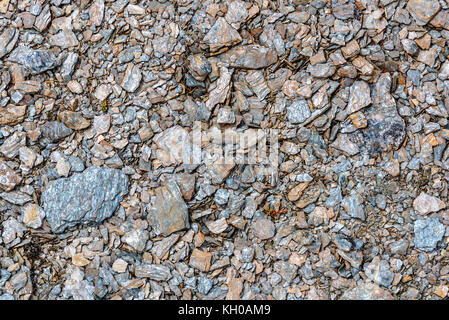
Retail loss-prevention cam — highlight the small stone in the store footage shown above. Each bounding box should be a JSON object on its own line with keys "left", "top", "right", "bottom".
{"left": 347, "top": 81, "right": 372, "bottom": 113}
{"left": 333, "top": 3, "right": 355, "bottom": 20}
{"left": 151, "top": 234, "right": 179, "bottom": 259}
{"left": 126, "top": 4, "right": 145, "bottom": 15}
{"left": 40, "top": 121, "right": 73, "bottom": 143}
{"left": 288, "top": 182, "right": 310, "bottom": 202}
{"left": 67, "top": 80, "right": 83, "bottom": 94}
{"left": 331, "top": 134, "right": 360, "bottom": 156}
{"left": 89, "top": 0, "right": 104, "bottom": 27}
{"left": 198, "top": 278, "right": 213, "bottom": 295}
{"left": 341, "top": 282, "right": 394, "bottom": 300}
{"left": 189, "top": 249, "right": 212, "bottom": 272}
{"left": 414, "top": 218, "right": 445, "bottom": 252}
{"left": 341, "top": 40, "right": 360, "bottom": 59}
{"left": 121, "top": 63, "right": 142, "bottom": 93}
{"left": 349, "top": 111, "right": 368, "bottom": 128}
{"left": 93, "top": 114, "right": 111, "bottom": 136}
{"left": 135, "top": 264, "right": 171, "bottom": 281}
{"left": 112, "top": 259, "right": 128, "bottom": 273}
{"left": 225, "top": 0, "right": 248, "bottom": 29}
{"left": 187, "top": 54, "right": 211, "bottom": 81}
{"left": 205, "top": 218, "right": 228, "bottom": 234}
{"left": 94, "top": 84, "right": 111, "bottom": 101}
{"left": 0, "top": 28, "right": 18, "bottom": 59}
{"left": 434, "top": 285, "right": 448, "bottom": 298}
{"left": 0, "top": 160, "right": 21, "bottom": 191}
{"left": 72, "top": 253, "right": 90, "bottom": 267}
{"left": 287, "top": 100, "right": 311, "bottom": 124}
{"left": 214, "top": 189, "right": 230, "bottom": 205}
{"left": 206, "top": 66, "right": 232, "bottom": 111}
{"left": 217, "top": 107, "right": 236, "bottom": 124}
{"left": 417, "top": 48, "right": 438, "bottom": 67}
{"left": 34, "top": 5, "right": 51, "bottom": 32}
{"left": 50, "top": 29, "right": 78, "bottom": 49}
{"left": 122, "top": 229, "right": 150, "bottom": 252}
{"left": 307, "top": 62, "right": 336, "bottom": 78}
{"left": 148, "top": 180, "right": 190, "bottom": 236}
{"left": 219, "top": 45, "right": 277, "bottom": 69}
{"left": 252, "top": 219, "right": 275, "bottom": 240}
{"left": 203, "top": 17, "right": 242, "bottom": 52}
{"left": 56, "top": 157, "right": 71, "bottom": 177}
{"left": 0, "top": 105, "right": 27, "bottom": 126}
{"left": 58, "top": 111, "right": 90, "bottom": 130}
{"left": 60, "top": 52, "right": 78, "bottom": 81}
{"left": 364, "top": 257, "right": 395, "bottom": 287}
{"left": 413, "top": 192, "right": 446, "bottom": 215}
{"left": 342, "top": 195, "right": 365, "bottom": 220}
{"left": 22, "top": 203, "right": 45, "bottom": 229}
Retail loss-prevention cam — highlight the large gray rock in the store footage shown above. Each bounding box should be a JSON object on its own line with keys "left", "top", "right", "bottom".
{"left": 414, "top": 218, "right": 445, "bottom": 252}
{"left": 41, "top": 166, "right": 129, "bottom": 233}
{"left": 8, "top": 45, "right": 58, "bottom": 75}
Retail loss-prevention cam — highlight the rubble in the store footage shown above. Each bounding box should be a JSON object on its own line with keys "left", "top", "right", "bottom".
{"left": 1, "top": 0, "right": 449, "bottom": 302}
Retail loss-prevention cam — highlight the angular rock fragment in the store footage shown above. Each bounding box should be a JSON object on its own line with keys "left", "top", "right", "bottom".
{"left": 203, "top": 17, "right": 242, "bottom": 52}
{"left": 40, "top": 121, "right": 73, "bottom": 143}
{"left": 414, "top": 218, "right": 445, "bottom": 252}
{"left": 252, "top": 219, "right": 275, "bottom": 240}
{"left": 34, "top": 5, "right": 51, "bottom": 32}
{"left": 347, "top": 81, "right": 372, "bottom": 114}
{"left": 349, "top": 73, "right": 406, "bottom": 154}
{"left": 307, "top": 62, "right": 336, "bottom": 78}
{"left": 287, "top": 100, "right": 311, "bottom": 124}
{"left": 406, "top": 0, "right": 440, "bottom": 25}
{"left": 8, "top": 46, "right": 58, "bottom": 75}
{"left": 148, "top": 181, "right": 190, "bottom": 236}
{"left": 41, "top": 166, "right": 129, "bottom": 233}
{"left": 89, "top": 0, "right": 105, "bottom": 27}
{"left": 22, "top": 203, "right": 45, "bottom": 229}
{"left": 413, "top": 192, "right": 446, "bottom": 215}
{"left": 121, "top": 63, "right": 142, "bottom": 93}
{"left": 364, "top": 258, "right": 394, "bottom": 287}
{"left": 189, "top": 249, "right": 212, "bottom": 272}
{"left": 0, "top": 105, "right": 27, "bottom": 126}
{"left": 342, "top": 195, "right": 365, "bottom": 220}
{"left": 58, "top": 111, "right": 90, "bottom": 131}
{"left": 206, "top": 67, "right": 232, "bottom": 111}
{"left": 0, "top": 28, "right": 18, "bottom": 59}
{"left": 135, "top": 264, "right": 172, "bottom": 281}
{"left": 0, "top": 160, "right": 21, "bottom": 191}
{"left": 341, "top": 282, "right": 394, "bottom": 300}
{"left": 219, "top": 45, "right": 277, "bottom": 69}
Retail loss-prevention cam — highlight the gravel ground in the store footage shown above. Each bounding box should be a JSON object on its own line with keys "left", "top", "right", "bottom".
{"left": 1, "top": 0, "right": 449, "bottom": 300}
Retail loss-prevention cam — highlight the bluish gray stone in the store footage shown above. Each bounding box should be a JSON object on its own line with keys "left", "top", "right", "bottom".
{"left": 197, "top": 277, "right": 213, "bottom": 295}
{"left": 287, "top": 100, "right": 311, "bottom": 124}
{"left": 8, "top": 46, "right": 58, "bottom": 75}
{"left": 414, "top": 218, "right": 445, "bottom": 252}
{"left": 214, "top": 189, "right": 230, "bottom": 205}
{"left": 41, "top": 166, "right": 129, "bottom": 233}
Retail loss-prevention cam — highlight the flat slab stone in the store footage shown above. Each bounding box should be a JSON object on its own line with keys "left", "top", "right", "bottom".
{"left": 41, "top": 166, "right": 129, "bottom": 233}
{"left": 148, "top": 180, "right": 190, "bottom": 236}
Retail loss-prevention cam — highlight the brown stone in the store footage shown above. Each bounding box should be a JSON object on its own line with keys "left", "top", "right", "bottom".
{"left": 189, "top": 249, "right": 212, "bottom": 272}
{"left": 58, "top": 111, "right": 91, "bottom": 130}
